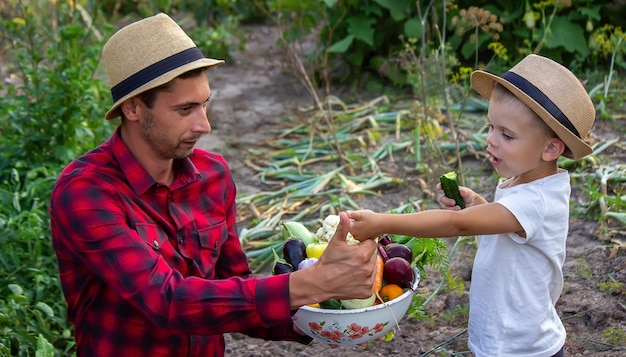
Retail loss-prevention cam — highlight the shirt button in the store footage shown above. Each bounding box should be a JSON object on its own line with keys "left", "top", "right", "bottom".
{"left": 153, "top": 240, "right": 159, "bottom": 247}
{"left": 179, "top": 238, "right": 184, "bottom": 245}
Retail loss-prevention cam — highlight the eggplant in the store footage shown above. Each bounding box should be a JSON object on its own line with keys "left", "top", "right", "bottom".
{"left": 273, "top": 261, "right": 294, "bottom": 275}
{"left": 271, "top": 248, "right": 294, "bottom": 275}
{"left": 283, "top": 238, "right": 307, "bottom": 270}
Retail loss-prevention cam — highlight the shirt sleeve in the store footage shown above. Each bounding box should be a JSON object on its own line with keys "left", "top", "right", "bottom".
{"left": 496, "top": 185, "right": 544, "bottom": 244}
{"left": 50, "top": 172, "right": 295, "bottom": 337}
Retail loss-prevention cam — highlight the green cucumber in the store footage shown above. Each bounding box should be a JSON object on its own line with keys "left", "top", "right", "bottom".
{"left": 439, "top": 171, "right": 465, "bottom": 209}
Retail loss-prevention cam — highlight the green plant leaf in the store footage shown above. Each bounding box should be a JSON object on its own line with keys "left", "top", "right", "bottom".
{"left": 373, "top": 0, "right": 408, "bottom": 21}
{"left": 328, "top": 34, "right": 355, "bottom": 53}
{"left": 578, "top": 5, "right": 602, "bottom": 21}
{"left": 404, "top": 18, "right": 423, "bottom": 39}
{"left": 323, "top": 0, "right": 339, "bottom": 7}
{"left": 35, "top": 334, "right": 54, "bottom": 357}
{"left": 8, "top": 283, "right": 24, "bottom": 296}
{"left": 35, "top": 302, "right": 55, "bottom": 318}
{"left": 605, "top": 212, "right": 626, "bottom": 226}
{"left": 346, "top": 15, "right": 376, "bottom": 47}
{"left": 544, "top": 16, "right": 589, "bottom": 57}
{"left": 460, "top": 32, "right": 492, "bottom": 60}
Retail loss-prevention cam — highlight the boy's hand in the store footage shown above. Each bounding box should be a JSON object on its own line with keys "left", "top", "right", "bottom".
{"left": 436, "top": 183, "right": 475, "bottom": 210}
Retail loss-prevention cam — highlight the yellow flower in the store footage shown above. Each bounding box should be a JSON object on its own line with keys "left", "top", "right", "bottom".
{"left": 12, "top": 17, "right": 26, "bottom": 26}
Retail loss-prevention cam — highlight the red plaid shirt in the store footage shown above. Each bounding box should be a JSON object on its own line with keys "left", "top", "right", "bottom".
{"left": 50, "top": 127, "right": 309, "bottom": 356}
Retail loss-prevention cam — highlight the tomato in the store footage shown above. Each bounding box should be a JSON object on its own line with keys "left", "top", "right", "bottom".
{"left": 305, "top": 242, "right": 328, "bottom": 259}
{"left": 379, "top": 283, "right": 404, "bottom": 303}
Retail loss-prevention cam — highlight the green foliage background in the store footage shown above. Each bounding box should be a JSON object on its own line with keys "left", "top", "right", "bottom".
{"left": 0, "top": 0, "right": 623, "bottom": 356}
{"left": 264, "top": 0, "right": 626, "bottom": 90}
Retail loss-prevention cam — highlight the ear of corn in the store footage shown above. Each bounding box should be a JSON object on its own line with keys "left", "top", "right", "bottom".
{"left": 439, "top": 171, "right": 465, "bottom": 209}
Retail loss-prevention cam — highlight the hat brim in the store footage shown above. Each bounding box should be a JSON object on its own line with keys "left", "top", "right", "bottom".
{"left": 105, "top": 58, "right": 224, "bottom": 120}
{"left": 471, "top": 70, "right": 592, "bottom": 160}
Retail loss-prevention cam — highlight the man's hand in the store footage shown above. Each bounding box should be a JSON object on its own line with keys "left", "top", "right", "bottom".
{"left": 288, "top": 212, "right": 378, "bottom": 309}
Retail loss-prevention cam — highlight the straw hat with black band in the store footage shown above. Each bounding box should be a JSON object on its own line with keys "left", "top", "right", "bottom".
{"left": 103, "top": 13, "right": 224, "bottom": 120}
{"left": 470, "top": 54, "right": 596, "bottom": 160}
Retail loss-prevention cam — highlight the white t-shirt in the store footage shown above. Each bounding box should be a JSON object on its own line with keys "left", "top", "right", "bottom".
{"left": 468, "top": 170, "right": 569, "bottom": 357}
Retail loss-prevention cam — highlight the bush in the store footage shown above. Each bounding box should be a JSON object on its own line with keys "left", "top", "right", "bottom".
{"left": 263, "top": 0, "right": 626, "bottom": 89}
{"left": 0, "top": 2, "right": 116, "bottom": 175}
{"left": 0, "top": 167, "right": 73, "bottom": 356}
{"left": 0, "top": 2, "right": 114, "bottom": 355}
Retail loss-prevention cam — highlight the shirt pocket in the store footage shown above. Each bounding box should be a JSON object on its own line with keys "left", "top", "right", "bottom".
{"left": 135, "top": 223, "right": 169, "bottom": 251}
{"left": 186, "top": 222, "right": 228, "bottom": 278}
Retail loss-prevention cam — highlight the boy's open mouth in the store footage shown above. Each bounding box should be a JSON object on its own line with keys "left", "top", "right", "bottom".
{"left": 490, "top": 154, "right": 501, "bottom": 166}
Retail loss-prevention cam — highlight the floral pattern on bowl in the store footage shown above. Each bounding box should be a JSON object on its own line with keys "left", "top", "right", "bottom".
{"left": 293, "top": 267, "right": 420, "bottom": 346}
{"left": 307, "top": 320, "right": 389, "bottom": 344}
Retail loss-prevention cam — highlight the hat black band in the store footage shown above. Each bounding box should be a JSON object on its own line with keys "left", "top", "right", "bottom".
{"left": 111, "top": 47, "right": 204, "bottom": 102}
{"left": 502, "top": 71, "right": 581, "bottom": 138}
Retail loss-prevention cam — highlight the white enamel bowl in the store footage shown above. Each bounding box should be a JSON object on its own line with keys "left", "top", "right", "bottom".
{"left": 293, "top": 268, "right": 420, "bottom": 346}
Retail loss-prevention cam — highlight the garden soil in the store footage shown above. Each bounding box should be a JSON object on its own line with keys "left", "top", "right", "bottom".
{"left": 200, "top": 26, "right": 625, "bottom": 357}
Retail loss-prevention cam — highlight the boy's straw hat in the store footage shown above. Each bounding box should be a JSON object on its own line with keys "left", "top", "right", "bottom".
{"left": 103, "top": 13, "right": 224, "bottom": 119}
{"left": 471, "top": 54, "right": 595, "bottom": 160}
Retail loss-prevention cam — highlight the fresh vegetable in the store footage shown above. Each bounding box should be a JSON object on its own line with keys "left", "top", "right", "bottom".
{"left": 271, "top": 248, "right": 294, "bottom": 275}
{"left": 383, "top": 257, "right": 414, "bottom": 289}
{"left": 315, "top": 214, "right": 360, "bottom": 245}
{"left": 402, "top": 236, "right": 449, "bottom": 278}
{"left": 283, "top": 238, "right": 307, "bottom": 270}
{"left": 297, "top": 257, "right": 318, "bottom": 270}
{"left": 383, "top": 330, "right": 395, "bottom": 342}
{"left": 378, "top": 243, "right": 390, "bottom": 261}
{"left": 281, "top": 221, "right": 317, "bottom": 246}
{"left": 319, "top": 299, "right": 342, "bottom": 309}
{"left": 270, "top": 215, "right": 432, "bottom": 313}
{"left": 379, "top": 284, "right": 404, "bottom": 302}
{"left": 439, "top": 171, "right": 465, "bottom": 209}
{"left": 305, "top": 242, "right": 328, "bottom": 259}
{"left": 384, "top": 243, "right": 413, "bottom": 263}
{"left": 374, "top": 254, "right": 385, "bottom": 294}
{"left": 341, "top": 292, "right": 376, "bottom": 309}
{"left": 273, "top": 262, "right": 293, "bottom": 275}
{"left": 378, "top": 234, "right": 393, "bottom": 246}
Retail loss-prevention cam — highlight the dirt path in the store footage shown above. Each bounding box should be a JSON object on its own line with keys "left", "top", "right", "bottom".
{"left": 199, "top": 25, "right": 312, "bottom": 196}
{"left": 198, "top": 26, "right": 626, "bottom": 357}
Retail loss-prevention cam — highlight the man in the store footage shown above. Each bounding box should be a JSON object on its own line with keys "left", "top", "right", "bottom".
{"left": 49, "top": 13, "right": 378, "bottom": 356}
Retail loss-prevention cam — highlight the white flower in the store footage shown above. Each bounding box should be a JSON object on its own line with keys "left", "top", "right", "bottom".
{"left": 315, "top": 214, "right": 359, "bottom": 245}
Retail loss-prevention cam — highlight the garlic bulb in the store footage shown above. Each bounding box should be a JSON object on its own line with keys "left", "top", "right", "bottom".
{"left": 297, "top": 257, "right": 318, "bottom": 270}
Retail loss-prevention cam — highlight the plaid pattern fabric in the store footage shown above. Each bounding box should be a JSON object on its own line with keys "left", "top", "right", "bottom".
{"left": 50, "top": 127, "right": 308, "bottom": 356}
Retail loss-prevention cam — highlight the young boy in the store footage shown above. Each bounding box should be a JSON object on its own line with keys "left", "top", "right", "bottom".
{"left": 348, "top": 54, "right": 596, "bottom": 357}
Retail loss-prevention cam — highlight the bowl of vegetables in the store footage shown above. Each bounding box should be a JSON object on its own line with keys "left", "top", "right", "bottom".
{"left": 274, "top": 215, "right": 425, "bottom": 346}
{"left": 293, "top": 266, "right": 420, "bottom": 346}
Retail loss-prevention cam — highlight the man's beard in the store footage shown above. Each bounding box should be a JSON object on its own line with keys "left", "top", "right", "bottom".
{"left": 140, "top": 109, "right": 194, "bottom": 160}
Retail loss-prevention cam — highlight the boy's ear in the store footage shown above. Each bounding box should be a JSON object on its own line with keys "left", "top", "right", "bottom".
{"left": 120, "top": 97, "right": 142, "bottom": 122}
{"left": 543, "top": 137, "right": 566, "bottom": 161}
